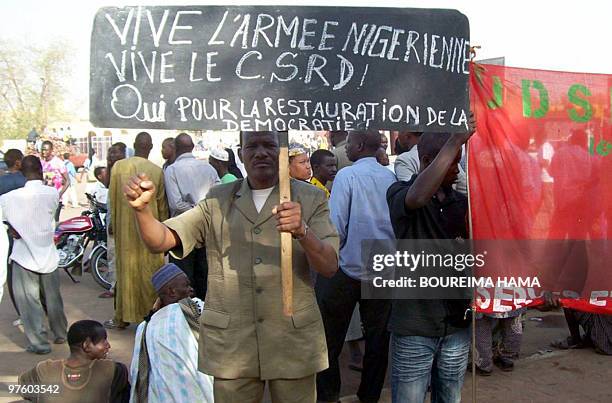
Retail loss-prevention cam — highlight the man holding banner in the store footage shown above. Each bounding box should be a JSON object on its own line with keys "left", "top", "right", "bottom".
{"left": 386, "top": 127, "right": 474, "bottom": 403}
{"left": 88, "top": 5, "right": 474, "bottom": 400}
{"left": 122, "top": 131, "right": 339, "bottom": 402}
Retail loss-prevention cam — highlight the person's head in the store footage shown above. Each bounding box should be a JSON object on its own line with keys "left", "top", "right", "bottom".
{"left": 209, "top": 148, "right": 229, "bottom": 176}
{"left": 288, "top": 144, "right": 311, "bottom": 181}
{"left": 380, "top": 133, "right": 389, "bottom": 152}
{"left": 41, "top": 140, "right": 54, "bottom": 161}
{"left": 376, "top": 147, "right": 389, "bottom": 166}
{"left": 240, "top": 131, "right": 280, "bottom": 187}
{"left": 152, "top": 263, "right": 194, "bottom": 307}
{"left": 418, "top": 132, "right": 460, "bottom": 187}
{"left": 346, "top": 131, "right": 381, "bottom": 162}
{"left": 396, "top": 131, "right": 422, "bottom": 152}
{"left": 161, "top": 137, "right": 176, "bottom": 161}
{"left": 107, "top": 143, "right": 126, "bottom": 168}
{"left": 3, "top": 149, "right": 23, "bottom": 171}
{"left": 329, "top": 131, "right": 348, "bottom": 147}
{"left": 174, "top": 133, "right": 194, "bottom": 157}
{"left": 67, "top": 320, "right": 110, "bottom": 360}
{"left": 94, "top": 166, "right": 108, "bottom": 184}
{"left": 225, "top": 147, "right": 243, "bottom": 179}
{"left": 63, "top": 152, "right": 71, "bottom": 160}
{"left": 113, "top": 142, "right": 127, "bottom": 157}
{"left": 310, "top": 149, "right": 337, "bottom": 183}
{"left": 21, "top": 155, "right": 43, "bottom": 181}
{"left": 134, "top": 132, "right": 153, "bottom": 157}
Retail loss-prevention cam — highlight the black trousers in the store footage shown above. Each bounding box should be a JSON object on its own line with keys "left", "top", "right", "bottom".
{"left": 170, "top": 247, "right": 208, "bottom": 300}
{"left": 6, "top": 234, "right": 20, "bottom": 316}
{"left": 315, "top": 269, "right": 391, "bottom": 403}
{"left": 54, "top": 202, "right": 63, "bottom": 222}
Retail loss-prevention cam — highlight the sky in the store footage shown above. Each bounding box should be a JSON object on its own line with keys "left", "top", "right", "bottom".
{"left": 1, "top": 0, "right": 611, "bottom": 119}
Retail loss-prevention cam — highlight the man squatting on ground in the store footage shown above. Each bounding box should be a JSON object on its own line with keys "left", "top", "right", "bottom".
{"left": 130, "top": 263, "right": 214, "bottom": 402}
{"left": 19, "top": 320, "right": 130, "bottom": 402}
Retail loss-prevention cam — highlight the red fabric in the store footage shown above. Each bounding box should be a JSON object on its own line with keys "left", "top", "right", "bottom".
{"left": 469, "top": 63, "right": 612, "bottom": 314}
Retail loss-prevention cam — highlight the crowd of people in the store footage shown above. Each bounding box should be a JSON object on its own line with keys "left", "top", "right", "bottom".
{"left": 0, "top": 127, "right": 611, "bottom": 403}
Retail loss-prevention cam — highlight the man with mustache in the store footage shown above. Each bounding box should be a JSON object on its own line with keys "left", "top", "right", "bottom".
{"left": 122, "top": 131, "right": 339, "bottom": 402}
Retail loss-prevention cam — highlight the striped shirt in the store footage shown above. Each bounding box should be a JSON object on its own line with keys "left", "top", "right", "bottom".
{"left": 0, "top": 180, "right": 59, "bottom": 273}
{"left": 130, "top": 298, "right": 213, "bottom": 403}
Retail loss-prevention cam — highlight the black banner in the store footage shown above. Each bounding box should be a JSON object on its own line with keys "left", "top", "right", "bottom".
{"left": 90, "top": 6, "right": 470, "bottom": 132}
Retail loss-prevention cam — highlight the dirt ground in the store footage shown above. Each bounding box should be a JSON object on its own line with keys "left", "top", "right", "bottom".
{"left": 0, "top": 187, "right": 610, "bottom": 402}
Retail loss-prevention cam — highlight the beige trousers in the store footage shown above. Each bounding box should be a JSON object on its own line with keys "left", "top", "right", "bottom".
{"left": 213, "top": 374, "right": 316, "bottom": 403}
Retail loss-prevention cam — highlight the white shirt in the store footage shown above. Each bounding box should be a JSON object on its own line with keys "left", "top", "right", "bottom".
{"left": 252, "top": 186, "right": 274, "bottom": 213}
{"left": 86, "top": 181, "right": 108, "bottom": 204}
{"left": 164, "top": 153, "right": 220, "bottom": 217}
{"left": 540, "top": 142, "right": 555, "bottom": 183}
{"left": 0, "top": 180, "right": 59, "bottom": 273}
{"left": 130, "top": 298, "right": 213, "bottom": 403}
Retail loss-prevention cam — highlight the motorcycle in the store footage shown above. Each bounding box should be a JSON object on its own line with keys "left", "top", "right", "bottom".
{"left": 55, "top": 193, "right": 110, "bottom": 289}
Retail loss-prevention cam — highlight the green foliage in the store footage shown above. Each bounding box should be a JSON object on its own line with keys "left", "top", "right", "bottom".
{"left": 0, "top": 39, "right": 74, "bottom": 140}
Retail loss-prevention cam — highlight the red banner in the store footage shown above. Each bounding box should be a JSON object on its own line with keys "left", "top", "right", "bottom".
{"left": 469, "top": 63, "right": 612, "bottom": 314}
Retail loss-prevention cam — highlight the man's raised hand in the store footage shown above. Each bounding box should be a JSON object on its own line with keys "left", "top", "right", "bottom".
{"left": 452, "top": 111, "right": 477, "bottom": 144}
{"left": 124, "top": 173, "right": 156, "bottom": 211}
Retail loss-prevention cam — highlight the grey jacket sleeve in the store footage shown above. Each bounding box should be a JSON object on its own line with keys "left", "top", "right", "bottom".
{"left": 394, "top": 152, "right": 419, "bottom": 181}
{"left": 454, "top": 164, "right": 468, "bottom": 195}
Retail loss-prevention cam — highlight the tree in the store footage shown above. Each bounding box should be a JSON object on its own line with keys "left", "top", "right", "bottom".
{"left": 0, "top": 39, "right": 74, "bottom": 140}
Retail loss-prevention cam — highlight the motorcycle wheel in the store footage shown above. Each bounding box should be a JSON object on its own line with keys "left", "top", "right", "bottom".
{"left": 90, "top": 247, "right": 112, "bottom": 290}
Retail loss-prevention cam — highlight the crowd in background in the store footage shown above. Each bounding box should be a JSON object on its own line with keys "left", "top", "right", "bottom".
{"left": 0, "top": 128, "right": 610, "bottom": 402}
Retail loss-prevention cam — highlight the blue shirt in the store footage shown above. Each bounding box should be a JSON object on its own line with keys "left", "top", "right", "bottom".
{"left": 164, "top": 153, "right": 219, "bottom": 217}
{"left": 0, "top": 171, "right": 26, "bottom": 196}
{"left": 64, "top": 161, "right": 77, "bottom": 185}
{"left": 329, "top": 157, "right": 397, "bottom": 280}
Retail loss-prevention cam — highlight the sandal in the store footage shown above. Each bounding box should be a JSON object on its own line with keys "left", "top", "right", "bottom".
{"left": 550, "top": 336, "right": 583, "bottom": 349}
{"left": 466, "top": 363, "right": 493, "bottom": 376}
{"left": 26, "top": 345, "right": 51, "bottom": 355}
{"left": 348, "top": 364, "right": 363, "bottom": 372}
{"left": 103, "top": 319, "right": 129, "bottom": 330}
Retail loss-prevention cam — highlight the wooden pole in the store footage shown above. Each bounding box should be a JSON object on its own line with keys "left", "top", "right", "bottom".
{"left": 471, "top": 291, "right": 477, "bottom": 403}
{"left": 278, "top": 131, "right": 293, "bottom": 316}
{"left": 466, "top": 125, "right": 477, "bottom": 403}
